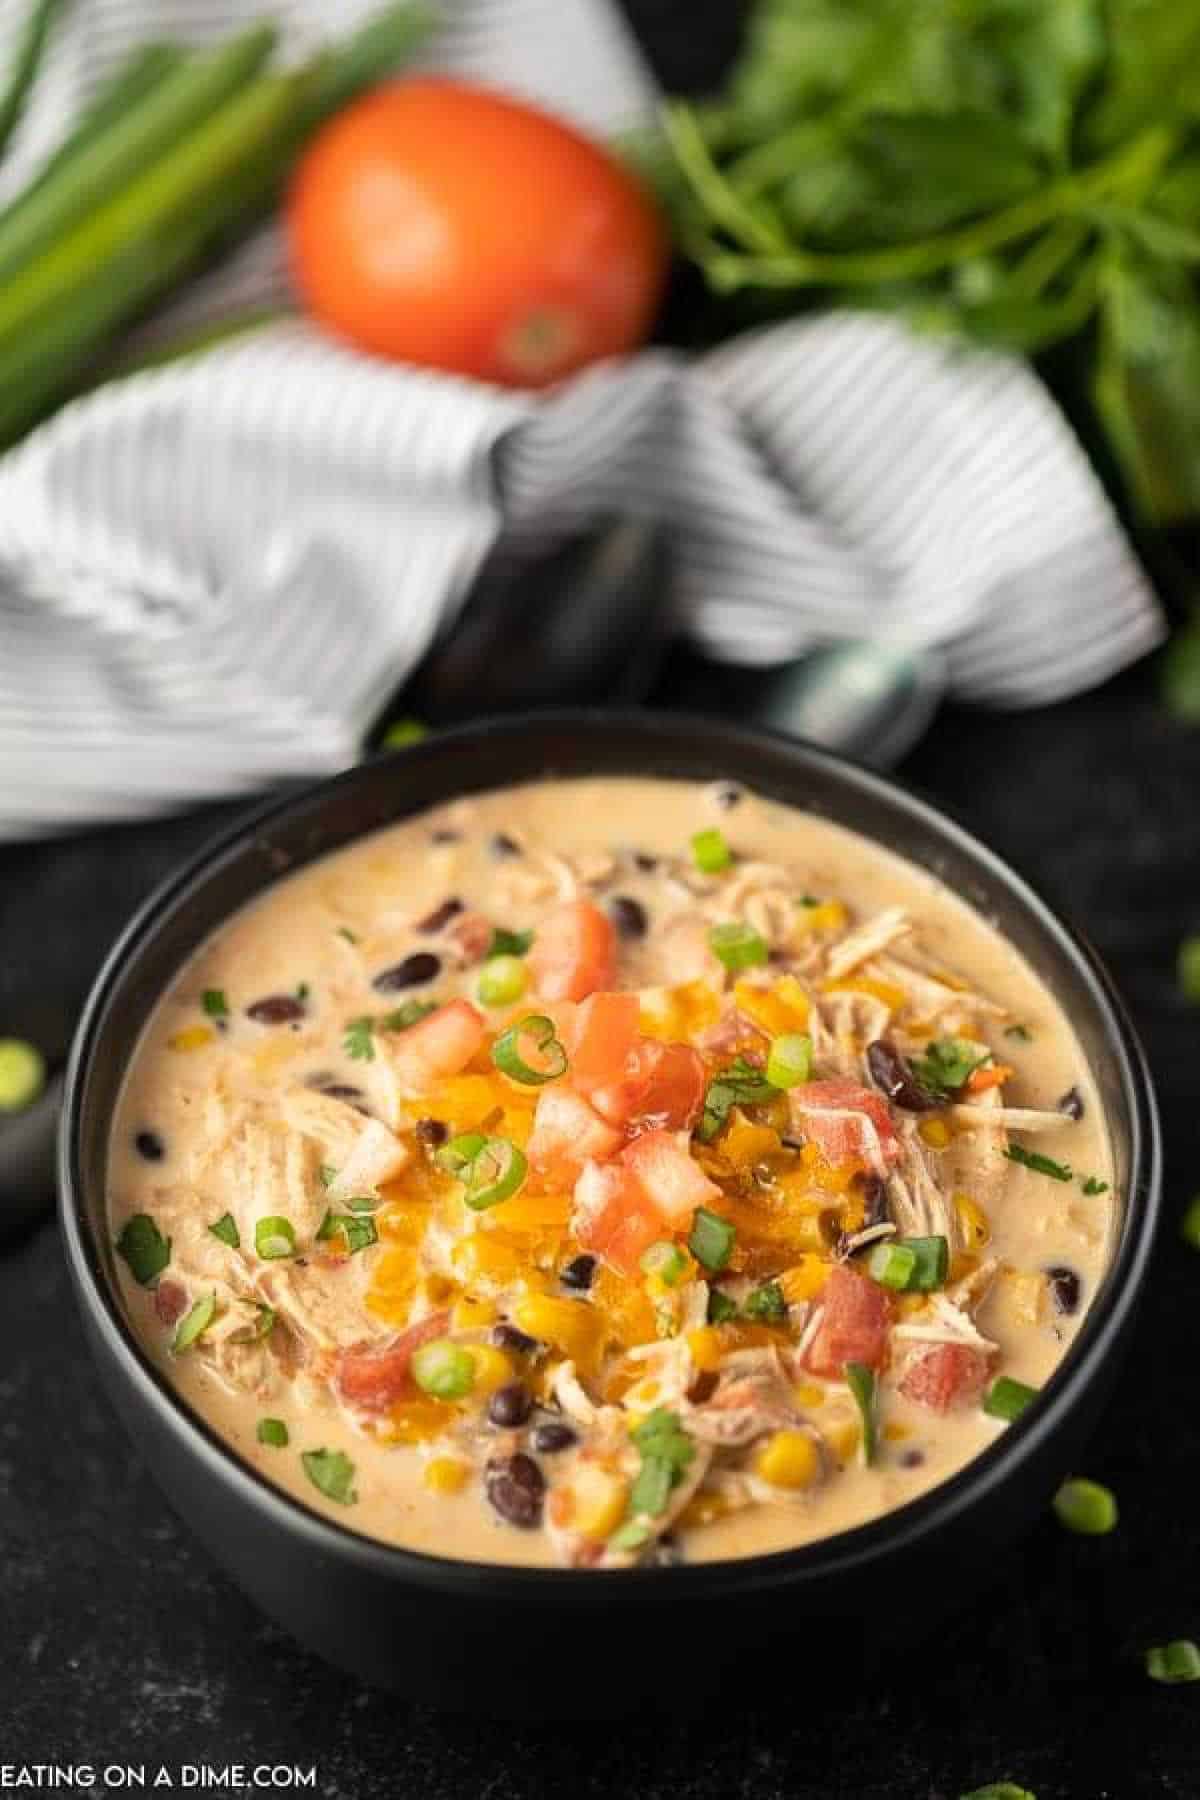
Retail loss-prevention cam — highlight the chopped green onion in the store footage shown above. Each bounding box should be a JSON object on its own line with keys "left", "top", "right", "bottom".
{"left": 691, "top": 827, "right": 733, "bottom": 874}
{"left": 640, "top": 1240, "right": 690, "bottom": 1286}
{"left": 0, "top": 1037, "right": 45, "bottom": 1111}
{"left": 207, "top": 1212, "right": 240, "bottom": 1248}
{"left": 983, "top": 1376, "right": 1039, "bottom": 1422}
{"left": 478, "top": 954, "right": 528, "bottom": 1008}
{"left": 1179, "top": 935, "right": 1200, "bottom": 1004}
{"left": 1181, "top": 1194, "right": 1200, "bottom": 1250}
{"left": 380, "top": 1000, "right": 437, "bottom": 1032}
{"left": 234, "top": 1303, "right": 275, "bottom": 1343}
{"left": 707, "top": 1288, "right": 738, "bottom": 1324}
{"left": 628, "top": 1409, "right": 695, "bottom": 1516}
{"left": 491, "top": 1014, "right": 567, "bottom": 1085}
{"left": 742, "top": 1280, "right": 787, "bottom": 1323}
{"left": 1053, "top": 1476, "right": 1118, "bottom": 1535}
{"left": 381, "top": 717, "right": 426, "bottom": 748}
{"left": 1081, "top": 1174, "right": 1108, "bottom": 1196}
{"left": 257, "top": 1417, "right": 289, "bottom": 1448}
{"left": 344, "top": 1195, "right": 377, "bottom": 1214}
{"left": 708, "top": 920, "right": 767, "bottom": 972}
{"left": 960, "top": 1787, "right": 1036, "bottom": 1800}
{"left": 254, "top": 1215, "right": 296, "bottom": 1260}
{"left": 844, "top": 1361, "right": 877, "bottom": 1465}
{"left": 1146, "top": 1640, "right": 1200, "bottom": 1685}
{"left": 765, "top": 1032, "right": 812, "bottom": 1089}
{"left": 411, "top": 1338, "right": 475, "bottom": 1400}
{"left": 1005, "top": 1144, "right": 1073, "bottom": 1182}
{"left": 866, "top": 1235, "right": 947, "bottom": 1292}
{"left": 201, "top": 988, "right": 228, "bottom": 1019}
{"left": 911, "top": 1036, "right": 989, "bottom": 1098}
{"left": 487, "top": 927, "right": 534, "bottom": 959}
{"left": 342, "top": 1016, "right": 375, "bottom": 1061}
{"left": 315, "top": 1210, "right": 378, "bottom": 1254}
{"left": 610, "top": 1519, "right": 653, "bottom": 1551}
{"left": 866, "top": 1241, "right": 918, "bottom": 1291}
{"left": 301, "top": 1448, "right": 357, "bottom": 1506}
{"left": 436, "top": 1132, "right": 527, "bottom": 1209}
{"left": 688, "top": 1206, "right": 736, "bottom": 1274}
{"left": 115, "top": 1213, "right": 171, "bottom": 1286}
{"left": 172, "top": 1292, "right": 217, "bottom": 1353}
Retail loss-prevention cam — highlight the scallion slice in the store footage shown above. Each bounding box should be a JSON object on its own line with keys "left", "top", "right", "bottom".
{"left": 707, "top": 1288, "right": 738, "bottom": 1324}
{"left": 491, "top": 1014, "right": 567, "bottom": 1085}
{"left": 411, "top": 1338, "right": 476, "bottom": 1400}
{"left": 478, "top": 954, "right": 528, "bottom": 1008}
{"left": 115, "top": 1213, "right": 171, "bottom": 1286}
{"left": 765, "top": 1032, "right": 812, "bottom": 1088}
{"left": 708, "top": 920, "right": 767, "bottom": 972}
{"left": 865, "top": 1235, "right": 947, "bottom": 1292}
{"left": 1005, "top": 1143, "right": 1073, "bottom": 1182}
{"left": 301, "top": 1448, "right": 357, "bottom": 1506}
{"left": 201, "top": 988, "right": 228, "bottom": 1019}
{"left": 844, "top": 1361, "right": 877, "bottom": 1465}
{"left": 983, "top": 1376, "right": 1039, "bottom": 1422}
{"left": 1146, "top": 1640, "right": 1200, "bottom": 1684}
{"left": 688, "top": 1206, "right": 735, "bottom": 1274}
{"left": 254, "top": 1215, "right": 296, "bottom": 1261}
{"left": 436, "top": 1132, "right": 527, "bottom": 1210}
{"left": 257, "top": 1417, "right": 289, "bottom": 1448}
{"left": 1053, "top": 1476, "right": 1118, "bottom": 1535}
{"left": 173, "top": 1292, "right": 217, "bottom": 1353}
{"left": 640, "top": 1240, "right": 689, "bottom": 1287}
{"left": 691, "top": 827, "right": 732, "bottom": 874}
{"left": 866, "top": 1240, "right": 918, "bottom": 1291}
{"left": 0, "top": 1037, "right": 45, "bottom": 1112}
{"left": 207, "top": 1211, "right": 240, "bottom": 1248}
{"left": 315, "top": 1209, "right": 378, "bottom": 1254}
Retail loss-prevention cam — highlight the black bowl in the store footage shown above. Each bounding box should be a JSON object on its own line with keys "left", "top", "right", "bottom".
{"left": 59, "top": 711, "right": 1161, "bottom": 1714}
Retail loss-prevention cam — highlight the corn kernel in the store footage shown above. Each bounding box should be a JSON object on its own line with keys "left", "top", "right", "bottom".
{"left": 464, "top": 1343, "right": 513, "bottom": 1396}
{"left": 954, "top": 1192, "right": 991, "bottom": 1250}
{"left": 918, "top": 1117, "right": 951, "bottom": 1149}
{"left": 686, "top": 1326, "right": 725, "bottom": 1373}
{"left": 451, "top": 1294, "right": 498, "bottom": 1332}
{"left": 511, "top": 1294, "right": 604, "bottom": 1371}
{"left": 489, "top": 1192, "right": 572, "bottom": 1231}
{"left": 423, "top": 1456, "right": 470, "bottom": 1495}
{"left": 167, "top": 1025, "right": 214, "bottom": 1053}
{"left": 793, "top": 1381, "right": 826, "bottom": 1409}
{"left": 570, "top": 1465, "right": 630, "bottom": 1541}
{"left": 822, "top": 1413, "right": 861, "bottom": 1464}
{"left": 756, "top": 1429, "right": 821, "bottom": 1490}
{"left": 796, "top": 900, "right": 847, "bottom": 935}
{"left": 451, "top": 1232, "right": 523, "bottom": 1285}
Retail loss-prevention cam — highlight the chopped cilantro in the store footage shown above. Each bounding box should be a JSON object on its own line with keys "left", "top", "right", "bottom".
{"left": 742, "top": 1280, "right": 787, "bottom": 1323}
{"left": 1081, "top": 1175, "right": 1109, "bottom": 1196}
{"left": 707, "top": 1288, "right": 738, "bottom": 1325}
{"left": 1005, "top": 1144, "right": 1073, "bottom": 1182}
{"left": 207, "top": 1212, "right": 240, "bottom": 1248}
{"left": 301, "top": 1448, "right": 357, "bottom": 1505}
{"left": 487, "top": 927, "right": 534, "bottom": 959}
{"left": 911, "top": 1037, "right": 990, "bottom": 1099}
{"left": 380, "top": 999, "right": 437, "bottom": 1032}
{"left": 115, "top": 1213, "right": 171, "bottom": 1286}
{"left": 343, "top": 1016, "right": 375, "bottom": 1061}
{"left": 201, "top": 988, "right": 228, "bottom": 1019}
{"left": 628, "top": 1409, "right": 696, "bottom": 1518}
{"left": 173, "top": 1293, "right": 217, "bottom": 1353}
{"left": 697, "top": 1055, "right": 778, "bottom": 1142}
{"left": 316, "top": 1209, "right": 378, "bottom": 1254}
{"left": 257, "top": 1418, "right": 289, "bottom": 1449}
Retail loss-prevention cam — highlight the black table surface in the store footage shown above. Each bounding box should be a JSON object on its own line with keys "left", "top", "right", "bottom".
{"left": 4, "top": 7, "right": 1200, "bottom": 1796}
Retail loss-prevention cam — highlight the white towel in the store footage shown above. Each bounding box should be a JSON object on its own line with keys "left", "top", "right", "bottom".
{"left": 0, "top": 0, "right": 1165, "bottom": 839}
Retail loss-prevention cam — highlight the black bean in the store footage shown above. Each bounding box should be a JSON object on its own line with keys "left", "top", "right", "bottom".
{"left": 530, "top": 1420, "right": 577, "bottom": 1454}
{"left": 415, "top": 1117, "right": 449, "bottom": 1151}
{"left": 246, "top": 994, "right": 306, "bottom": 1025}
{"left": 1046, "top": 1265, "right": 1081, "bottom": 1316}
{"left": 609, "top": 895, "right": 648, "bottom": 939}
{"left": 560, "top": 1253, "right": 597, "bottom": 1292}
{"left": 857, "top": 1173, "right": 889, "bottom": 1231}
{"left": 487, "top": 1381, "right": 533, "bottom": 1429}
{"left": 632, "top": 851, "right": 658, "bottom": 873}
{"left": 490, "top": 833, "right": 521, "bottom": 859}
{"left": 713, "top": 783, "right": 743, "bottom": 810}
{"left": 866, "top": 1038, "right": 936, "bottom": 1111}
{"left": 417, "top": 897, "right": 464, "bottom": 933}
{"left": 134, "top": 1129, "right": 165, "bottom": 1162}
{"left": 485, "top": 1452, "right": 544, "bottom": 1528}
{"left": 492, "top": 1323, "right": 538, "bottom": 1356}
{"left": 900, "top": 1448, "right": 926, "bottom": 1469}
{"left": 372, "top": 952, "right": 441, "bottom": 993}
{"left": 1058, "top": 1086, "right": 1085, "bottom": 1121}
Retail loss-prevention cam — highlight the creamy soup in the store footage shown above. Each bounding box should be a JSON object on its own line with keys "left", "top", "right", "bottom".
{"left": 108, "top": 778, "right": 1113, "bottom": 1567}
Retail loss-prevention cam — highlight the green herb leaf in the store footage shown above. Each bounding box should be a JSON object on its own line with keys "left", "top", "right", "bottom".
{"left": 628, "top": 1409, "right": 696, "bottom": 1518}
{"left": 1005, "top": 1143, "right": 1073, "bottom": 1182}
{"left": 487, "top": 927, "right": 534, "bottom": 959}
{"left": 1146, "top": 1639, "right": 1200, "bottom": 1685}
{"left": 845, "top": 1361, "right": 877, "bottom": 1466}
{"left": 697, "top": 1055, "right": 778, "bottom": 1142}
{"left": 301, "top": 1447, "right": 357, "bottom": 1506}
{"left": 343, "top": 1016, "right": 376, "bottom": 1061}
{"left": 911, "top": 1037, "right": 990, "bottom": 1099}
{"left": 688, "top": 1206, "right": 736, "bottom": 1274}
{"left": 742, "top": 1280, "right": 787, "bottom": 1323}
{"left": 315, "top": 1209, "right": 378, "bottom": 1255}
{"left": 1081, "top": 1174, "right": 1109, "bottom": 1195}
{"left": 207, "top": 1212, "right": 240, "bottom": 1248}
{"left": 257, "top": 1417, "right": 289, "bottom": 1448}
{"left": 173, "top": 1292, "right": 217, "bottom": 1353}
{"left": 706, "top": 1288, "right": 739, "bottom": 1325}
{"left": 379, "top": 1000, "right": 437, "bottom": 1032}
{"left": 115, "top": 1213, "right": 171, "bottom": 1286}
{"left": 201, "top": 988, "right": 228, "bottom": 1019}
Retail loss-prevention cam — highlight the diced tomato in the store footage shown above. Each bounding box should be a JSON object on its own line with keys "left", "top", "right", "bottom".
{"left": 621, "top": 1128, "right": 719, "bottom": 1223}
{"left": 805, "top": 1265, "right": 892, "bottom": 1377}
{"left": 790, "top": 1078, "right": 900, "bottom": 1169}
{"left": 527, "top": 900, "right": 617, "bottom": 1002}
{"left": 527, "top": 1084, "right": 622, "bottom": 1185}
{"left": 899, "top": 1343, "right": 994, "bottom": 1413}
{"left": 565, "top": 991, "right": 642, "bottom": 1093}
{"left": 154, "top": 1279, "right": 188, "bottom": 1327}
{"left": 389, "top": 998, "right": 485, "bottom": 1090}
{"left": 590, "top": 1038, "right": 706, "bottom": 1131}
{"left": 573, "top": 1160, "right": 663, "bottom": 1277}
{"left": 446, "top": 910, "right": 494, "bottom": 964}
{"left": 334, "top": 1310, "right": 450, "bottom": 1412}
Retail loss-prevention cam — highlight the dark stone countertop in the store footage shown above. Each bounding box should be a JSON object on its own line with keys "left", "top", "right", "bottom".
{"left": 3, "top": 5, "right": 1200, "bottom": 1795}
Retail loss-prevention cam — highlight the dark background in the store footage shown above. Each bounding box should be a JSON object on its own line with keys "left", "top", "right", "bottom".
{"left": 3, "top": 5, "right": 1199, "bottom": 1796}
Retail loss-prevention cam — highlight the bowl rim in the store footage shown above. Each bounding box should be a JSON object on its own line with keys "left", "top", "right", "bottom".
{"left": 59, "top": 706, "right": 1162, "bottom": 1602}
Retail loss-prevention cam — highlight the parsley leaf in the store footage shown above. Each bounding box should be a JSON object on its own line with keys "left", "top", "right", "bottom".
{"left": 302, "top": 1448, "right": 357, "bottom": 1506}
{"left": 1005, "top": 1144, "right": 1073, "bottom": 1182}
{"left": 707, "top": 1288, "right": 738, "bottom": 1324}
{"left": 911, "top": 1037, "right": 990, "bottom": 1099}
{"left": 115, "top": 1213, "right": 171, "bottom": 1286}
{"left": 743, "top": 1280, "right": 787, "bottom": 1324}
{"left": 343, "top": 1016, "right": 375, "bottom": 1062}
{"left": 1081, "top": 1174, "right": 1109, "bottom": 1195}
{"left": 201, "top": 988, "right": 228, "bottom": 1019}
{"left": 488, "top": 927, "right": 534, "bottom": 959}
{"left": 697, "top": 1056, "right": 778, "bottom": 1142}
{"left": 207, "top": 1212, "right": 240, "bottom": 1248}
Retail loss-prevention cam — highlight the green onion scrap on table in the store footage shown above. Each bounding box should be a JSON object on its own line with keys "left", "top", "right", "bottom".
{"left": 0, "top": 0, "right": 433, "bottom": 446}
{"left": 642, "top": 0, "right": 1200, "bottom": 526}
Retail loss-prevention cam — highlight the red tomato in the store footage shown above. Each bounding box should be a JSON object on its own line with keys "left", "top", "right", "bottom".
{"left": 287, "top": 78, "right": 668, "bottom": 386}
{"left": 621, "top": 1129, "right": 719, "bottom": 1223}
{"left": 334, "top": 1311, "right": 450, "bottom": 1412}
{"left": 805, "top": 1266, "right": 892, "bottom": 1377}
{"left": 573, "top": 1160, "right": 662, "bottom": 1277}
{"left": 527, "top": 900, "right": 617, "bottom": 1003}
{"left": 790, "top": 1078, "right": 901, "bottom": 1169}
{"left": 527, "top": 1084, "right": 622, "bottom": 1186}
{"left": 590, "top": 1038, "right": 706, "bottom": 1132}
{"left": 389, "top": 998, "right": 484, "bottom": 1089}
{"left": 565, "top": 992, "right": 642, "bottom": 1093}
{"left": 899, "top": 1343, "right": 993, "bottom": 1413}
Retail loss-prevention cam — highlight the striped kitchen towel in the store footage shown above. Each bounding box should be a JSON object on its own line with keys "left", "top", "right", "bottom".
{"left": 0, "top": 0, "right": 1165, "bottom": 839}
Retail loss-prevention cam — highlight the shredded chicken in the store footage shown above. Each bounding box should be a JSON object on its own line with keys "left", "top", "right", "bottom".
{"left": 825, "top": 906, "right": 911, "bottom": 979}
